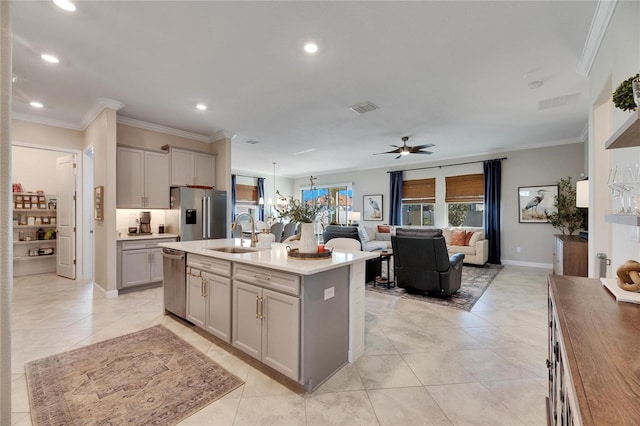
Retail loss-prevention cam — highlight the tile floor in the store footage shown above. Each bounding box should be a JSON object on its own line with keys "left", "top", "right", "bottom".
{"left": 11, "top": 265, "right": 549, "bottom": 425}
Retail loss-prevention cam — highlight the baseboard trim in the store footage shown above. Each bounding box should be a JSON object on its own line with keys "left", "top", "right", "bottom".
{"left": 93, "top": 282, "right": 118, "bottom": 298}
{"left": 501, "top": 259, "right": 552, "bottom": 270}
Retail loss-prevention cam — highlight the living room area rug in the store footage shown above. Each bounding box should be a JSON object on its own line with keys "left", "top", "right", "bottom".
{"left": 366, "top": 264, "right": 503, "bottom": 311}
{"left": 25, "top": 324, "right": 243, "bottom": 426}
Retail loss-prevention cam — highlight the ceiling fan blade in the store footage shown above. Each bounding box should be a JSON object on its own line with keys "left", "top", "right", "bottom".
{"left": 373, "top": 148, "right": 402, "bottom": 155}
{"left": 413, "top": 150, "right": 433, "bottom": 155}
{"left": 389, "top": 144, "right": 400, "bottom": 148}
{"left": 395, "top": 154, "right": 402, "bottom": 160}
{"left": 413, "top": 144, "right": 435, "bottom": 149}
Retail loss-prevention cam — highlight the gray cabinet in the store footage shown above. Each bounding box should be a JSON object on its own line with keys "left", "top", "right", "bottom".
{"left": 232, "top": 264, "right": 300, "bottom": 381}
{"left": 170, "top": 147, "right": 216, "bottom": 187}
{"left": 118, "top": 238, "right": 177, "bottom": 291}
{"left": 186, "top": 254, "right": 232, "bottom": 343}
{"left": 117, "top": 147, "right": 169, "bottom": 209}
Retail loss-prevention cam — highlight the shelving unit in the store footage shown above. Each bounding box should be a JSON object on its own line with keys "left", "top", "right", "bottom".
{"left": 604, "top": 214, "right": 640, "bottom": 226}
{"left": 12, "top": 192, "right": 57, "bottom": 276}
{"left": 604, "top": 110, "right": 640, "bottom": 149}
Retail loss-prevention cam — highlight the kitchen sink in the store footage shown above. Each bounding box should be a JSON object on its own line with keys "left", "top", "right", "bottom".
{"left": 207, "top": 247, "right": 258, "bottom": 254}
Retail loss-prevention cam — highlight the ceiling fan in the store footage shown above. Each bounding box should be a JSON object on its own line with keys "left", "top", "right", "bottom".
{"left": 374, "top": 136, "right": 435, "bottom": 159}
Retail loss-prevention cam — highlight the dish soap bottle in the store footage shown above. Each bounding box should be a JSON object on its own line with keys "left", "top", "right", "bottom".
{"left": 257, "top": 229, "right": 275, "bottom": 248}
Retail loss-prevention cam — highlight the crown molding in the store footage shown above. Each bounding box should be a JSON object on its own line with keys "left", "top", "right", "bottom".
{"left": 116, "top": 116, "right": 211, "bottom": 143}
{"left": 210, "top": 129, "right": 234, "bottom": 142}
{"left": 576, "top": 0, "right": 617, "bottom": 76}
{"left": 11, "top": 112, "right": 83, "bottom": 131}
{"left": 80, "top": 98, "right": 125, "bottom": 130}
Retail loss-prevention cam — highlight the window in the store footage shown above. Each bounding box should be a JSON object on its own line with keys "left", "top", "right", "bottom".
{"left": 401, "top": 178, "right": 435, "bottom": 226}
{"left": 300, "top": 184, "right": 353, "bottom": 227}
{"left": 445, "top": 174, "right": 484, "bottom": 227}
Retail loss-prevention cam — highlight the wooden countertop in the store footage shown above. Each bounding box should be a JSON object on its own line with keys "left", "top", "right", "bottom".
{"left": 549, "top": 275, "right": 640, "bottom": 425}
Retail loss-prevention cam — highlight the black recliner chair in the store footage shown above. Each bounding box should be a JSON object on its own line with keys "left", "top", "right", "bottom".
{"left": 391, "top": 228, "right": 464, "bottom": 296}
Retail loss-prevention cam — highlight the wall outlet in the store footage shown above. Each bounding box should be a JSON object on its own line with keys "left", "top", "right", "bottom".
{"left": 324, "top": 287, "right": 335, "bottom": 300}
{"left": 516, "top": 246, "right": 521, "bottom": 253}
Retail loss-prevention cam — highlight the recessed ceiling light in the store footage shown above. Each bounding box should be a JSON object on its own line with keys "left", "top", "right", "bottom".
{"left": 196, "top": 104, "right": 207, "bottom": 110}
{"left": 304, "top": 42, "right": 318, "bottom": 54}
{"left": 528, "top": 80, "right": 543, "bottom": 89}
{"left": 53, "top": 0, "right": 76, "bottom": 12}
{"left": 41, "top": 54, "right": 59, "bottom": 64}
{"left": 30, "top": 101, "right": 44, "bottom": 109}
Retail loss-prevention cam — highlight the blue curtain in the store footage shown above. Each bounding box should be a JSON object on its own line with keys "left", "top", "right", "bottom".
{"left": 257, "top": 178, "right": 265, "bottom": 221}
{"left": 389, "top": 171, "right": 403, "bottom": 225}
{"left": 483, "top": 159, "right": 501, "bottom": 264}
{"left": 231, "top": 174, "right": 237, "bottom": 222}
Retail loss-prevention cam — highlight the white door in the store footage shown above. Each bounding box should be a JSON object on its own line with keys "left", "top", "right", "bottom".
{"left": 56, "top": 154, "right": 76, "bottom": 279}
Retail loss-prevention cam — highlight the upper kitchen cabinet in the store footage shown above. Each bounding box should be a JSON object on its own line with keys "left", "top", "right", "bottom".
{"left": 117, "top": 147, "right": 170, "bottom": 209}
{"left": 170, "top": 147, "right": 216, "bottom": 187}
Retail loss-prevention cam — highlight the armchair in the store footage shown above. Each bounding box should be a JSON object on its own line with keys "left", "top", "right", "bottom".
{"left": 391, "top": 228, "right": 464, "bottom": 296}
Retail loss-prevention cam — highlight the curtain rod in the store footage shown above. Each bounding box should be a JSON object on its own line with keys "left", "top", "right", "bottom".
{"left": 386, "top": 157, "right": 507, "bottom": 173}
{"left": 233, "top": 174, "right": 265, "bottom": 180}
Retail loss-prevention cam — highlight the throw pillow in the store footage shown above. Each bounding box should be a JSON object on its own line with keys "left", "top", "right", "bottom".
{"left": 375, "top": 232, "right": 391, "bottom": 241}
{"left": 450, "top": 230, "right": 467, "bottom": 246}
{"left": 357, "top": 226, "right": 370, "bottom": 243}
{"left": 464, "top": 231, "right": 474, "bottom": 246}
{"left": 377, "top": 225, "right": 391, "bottom": 233}
{"left": 469, "top": 230, "right": 485, "bottom": 246}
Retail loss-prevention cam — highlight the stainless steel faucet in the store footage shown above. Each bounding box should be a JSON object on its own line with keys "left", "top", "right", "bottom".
{"left": 232, "top": 213, "right": 257, "bottom": 247}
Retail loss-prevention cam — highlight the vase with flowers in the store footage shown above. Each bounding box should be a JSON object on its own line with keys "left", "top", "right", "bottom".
{"left": 275, "top": 177, "right": 320, "bottom": 253}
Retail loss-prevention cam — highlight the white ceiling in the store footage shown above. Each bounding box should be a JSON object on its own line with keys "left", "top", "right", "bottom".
{"left": 10, "top": 1, "right": 597, "bottom": 178}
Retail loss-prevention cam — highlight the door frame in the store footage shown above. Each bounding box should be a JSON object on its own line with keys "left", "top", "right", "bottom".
{"left": 12, "top": 141, "right": 84, "bottom": 280}
{"left": 82, "top": 147, "right": 94, "bottom": 283}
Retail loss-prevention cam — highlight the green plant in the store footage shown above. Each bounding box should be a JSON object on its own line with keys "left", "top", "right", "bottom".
{"left": 274, "top": 176, "right": 320, "bottom": 223}
{"left": 612, "top": 74, "right": 639, "bottom": 112}
{"left": 545, "top": 177, "right": 585, "bottom": 235}
{"left": 448, "top": 203, "right": 470, "bottom": 227}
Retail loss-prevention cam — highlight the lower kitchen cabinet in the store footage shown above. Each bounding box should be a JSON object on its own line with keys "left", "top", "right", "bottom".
{"left": 118, "top": 237, "right": 177, "bottom": 291}
{"left": 186, "top": 268, "right": 231, "bottom": 342}
{"left": 232, "top": 280, "right": 300, "bottom": 381}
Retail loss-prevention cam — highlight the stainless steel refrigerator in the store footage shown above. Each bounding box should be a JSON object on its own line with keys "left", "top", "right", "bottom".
{"left": 166, "top": 187, "right": 227, "bottom": 241}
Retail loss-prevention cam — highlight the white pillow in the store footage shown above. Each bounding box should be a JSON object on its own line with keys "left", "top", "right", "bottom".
{"left": 357, "top": 226, "right": 370, "bottom": 243}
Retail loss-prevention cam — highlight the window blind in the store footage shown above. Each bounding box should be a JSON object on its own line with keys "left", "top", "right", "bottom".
{"left": 236, "top": 184, "right": 258, "bottom": 203}
{"left": 402, "top": 178, "right": 435, "bottom": 204}
{"left": 445, "top": 173, "right": 484, "bottom": 203}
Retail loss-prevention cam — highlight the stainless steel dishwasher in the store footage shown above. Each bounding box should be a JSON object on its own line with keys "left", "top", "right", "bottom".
{"left": 161, "top": 248, "right": 187, "bottom": 320}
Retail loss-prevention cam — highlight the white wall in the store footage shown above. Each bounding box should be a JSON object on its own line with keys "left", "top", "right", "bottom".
{"left": 12, "top": 146, "right": 60, "bottom": 194}
{"left": 294, "top": 143, "right": 585, "bottom": 266}
{"left": 588, "top": 1, "right": 640, "bottom": 278}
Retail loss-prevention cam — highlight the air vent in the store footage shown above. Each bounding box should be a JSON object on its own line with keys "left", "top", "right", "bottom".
{"left": 349, "top": 101, "right": 379, "bottom": 114}
{"left": 245, "top": 140, "right": 260, "bottom": 145}
{"left": 538, "top": 94, "right": 580, "bottom": 110}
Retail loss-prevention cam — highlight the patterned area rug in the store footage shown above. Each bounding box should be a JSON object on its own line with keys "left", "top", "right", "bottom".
{"left": 26, "top": 325, "right": 243, "bottom": 426}
{"left": 366, "top": 264, "right": 503, "bottom": 311}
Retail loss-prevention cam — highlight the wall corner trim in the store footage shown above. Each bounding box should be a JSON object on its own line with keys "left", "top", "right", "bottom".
{"left": 81, "top": 98, "right": 124, "bottom": 130}
{"left": 576, "top": 0, "right": 618, "bottom": 77}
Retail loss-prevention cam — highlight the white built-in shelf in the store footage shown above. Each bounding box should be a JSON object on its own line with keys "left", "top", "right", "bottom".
{"left": 605, "top": 110, "right": 640, "bottom": 149}
{"left": 13, "top": 256, "right": 55, "bottom": 261}
{"left": 13, "top": 240, "right": 56, "bottom": 245}
{"left": 13, "top": 225, "right": 56, "bottom": 229}
{"left": 604, "top": 214, "right": 640, "bottom": 226}
{"left": 13, "top": 209, "right": 56, "bottom": 213}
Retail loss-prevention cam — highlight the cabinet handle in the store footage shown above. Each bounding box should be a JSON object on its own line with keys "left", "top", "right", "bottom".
{"left": 203, "top": 279, "right": 208, "bottom": 298}
{"left": 259, "top": 296, "right": 264, "bottom": 320}
{"left": 201, "top": 279, "right": 204, "bottom": 297}
{"left": 256, "top": 295, "right": 260, "bottom": 318}
{"left": 254, "top": 273, "right": 271, "bottom": 281}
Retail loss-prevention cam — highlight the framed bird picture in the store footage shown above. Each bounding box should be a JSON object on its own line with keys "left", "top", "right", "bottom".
{"left": 518, "top": 185, "right": 558, "bottom": 223}
{"left": 363, "top": 194, "right": 383, "bottom": 221}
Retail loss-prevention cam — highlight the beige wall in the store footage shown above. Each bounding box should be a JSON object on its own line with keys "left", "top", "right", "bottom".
{"left": 588, "top": 1, "right": 640, "bottom": 278}
{"left": 87, "top": 109, "right": 118, "bottom": 293}
{"left": 294, "top": 143, "right": 585, "bottom": 266}
{"left": 12, "top": 119, "right": 83, "bottom": 150}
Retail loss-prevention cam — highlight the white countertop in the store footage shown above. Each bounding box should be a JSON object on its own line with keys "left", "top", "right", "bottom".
{"left": 117, "top": 233, "right": 179, "bottom": 241}
{"left": 158, "top": 238, "right": 379, "bottom": 275}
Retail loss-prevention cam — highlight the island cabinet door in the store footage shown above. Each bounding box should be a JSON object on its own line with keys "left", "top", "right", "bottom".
{"left": 203, "top": 272, "right": 231, "bottom": 343}
{"left": 261, "top": 288, "right": 300, "bottom": 381}
{"left": 186, "top": 269, "right": 206, "bottom": 328}
{"left": 232, "top": 281, "right": 262, "bottom": 360}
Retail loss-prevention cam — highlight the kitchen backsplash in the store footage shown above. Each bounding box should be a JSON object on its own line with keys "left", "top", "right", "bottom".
{"left": 116, "top": 209, "right": 167, "bottom": 234}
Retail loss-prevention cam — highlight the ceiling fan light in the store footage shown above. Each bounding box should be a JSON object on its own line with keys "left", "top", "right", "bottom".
{"left": 401, "top": 151, "right": 410, "bottom": 156}
{"left": 53, "top": 0, "right": 76, "bottom": 12}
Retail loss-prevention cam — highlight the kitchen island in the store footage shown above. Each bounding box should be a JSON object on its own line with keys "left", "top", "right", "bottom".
{"left": 158, "top": 238, "right": 378, "bottom": 392}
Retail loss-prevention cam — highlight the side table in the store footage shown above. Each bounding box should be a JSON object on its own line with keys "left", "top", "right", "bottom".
{"left": 374, "top": 250, "right": 394, "bottom": 288}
